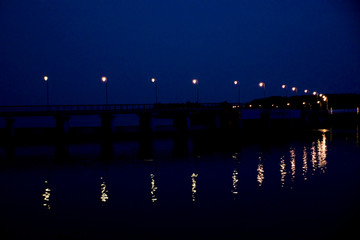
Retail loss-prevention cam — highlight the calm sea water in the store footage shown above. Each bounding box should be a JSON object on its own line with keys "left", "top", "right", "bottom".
{"left": 0, "top": 130, "right": 359, "bottom": 239}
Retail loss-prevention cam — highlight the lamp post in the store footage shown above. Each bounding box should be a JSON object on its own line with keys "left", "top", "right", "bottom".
{"left": 282, "top": 84, "right": 288, "bottom": 97}
{"left": 291, "top": 87, "right": 298, "bottom": 96}
{"left": 101, "top": 76, "right": 108, "bottom": 104}
{"left": 259, "top": 82, "right": 266, "bottom": 99}
{"left": 313, "top": 91, "right": 318, "bottom": 101}
{"left": 234, "top": 81, "right": 240, "bottom": 106}
{"left": 192, "top": 79, "right": 199, "bottom": 103}
{"left": 44, "top": 76, "right": 49, "bottom": 105}
{"left": 151, "top": 78, "right": 158, "bottom": 104}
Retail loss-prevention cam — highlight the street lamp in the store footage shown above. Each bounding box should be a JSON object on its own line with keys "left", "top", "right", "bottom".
{"left": 259, "top": 82, "right": 266, "bottom": 99}
{"left": 291, "top": 87, "right": 298, "bottom": 95}
{"left": 304, "top": 89, "right": 309, "bottom": 94}
{"left": 234, "top": 80, "right": 240, "bottom": 106}
{"left": 192, "top": 79, "right": 199, "bottom": 103}
{"left": 44, "top": 76, "right": 49, "bottom": 105}
{"left": 101, "top": 76, "right": 108, "bottom": 104}
{"left": 282, "top": 84, "right": 288, "bottom": 97}
{"left": 151, "top": 78, "right": 158, "bottom": 104}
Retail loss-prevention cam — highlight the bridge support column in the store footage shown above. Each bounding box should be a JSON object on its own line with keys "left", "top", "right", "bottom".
{"left": 260, "top": 109, "right": 271, "bottom": 130}
{"left": 55, "top": 114, "right": 70, "bottom": 136}
{"left": 238, "top": 110, "right": 243, "bottom": 130}
{"left": 174, "top": 114, "right": 190, "bottom": 133}
{"left": 100, "top": 114, "right": 115, "bottom": 136}
{"left": 215, "top": 115, "right": 221, "bottom": 129}
{"left": 5, "top": 117, "right": 15, "bottom": 137}
{"left": 139, "top": 113, "right": 154, "bottom": 134}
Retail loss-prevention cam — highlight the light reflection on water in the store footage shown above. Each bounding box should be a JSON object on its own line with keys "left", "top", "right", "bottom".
{"left": 279, "top": 132, "right": 328, "bottom": 188}
{"left": 318, "top": 133, "right": 328, "bottom": 173}
{"left": 302, "top": 146, "right": 308, "bottom": 181}
{"left": 280, "top": 155, "right": 286, "bottom": 187}
{"left": 231, "top": 169, "right": 239, "bottom": 195}
{"left": 42, "top": 180, "right": 51, "bottom": 210}
{"left": 5, "top": 132, "right": 333, "bottom": 211}
{"left": 257, "top": 156, "right": 264, "bottom": 187}
{"left": 290, "top": 147, "right": 296, "bottom": 185}
{"left": 3, "top": 133, "right": 333, "bottom": 210}
{"left": 100, "top": 177, "right": 109, "bottom": 204}
{"left": 191, "top": 173, "right": 198, "bottom": 202}
{"left": 150, "top": 173, "right": 158, "bottom": 203}
{"left": 1, "top": 131, "right": 359, "bottom": 239}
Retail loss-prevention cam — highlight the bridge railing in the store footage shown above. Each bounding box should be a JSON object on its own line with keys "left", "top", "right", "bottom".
{"left": 0, "top": 104, "right": 155, "bottom": 115}
{"left": 0, "top": 103, "right": 229, "bottom": 116}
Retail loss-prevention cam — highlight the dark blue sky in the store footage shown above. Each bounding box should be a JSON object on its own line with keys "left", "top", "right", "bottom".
{"left": 0, "top": 0, "right": 359, "bottom": 105}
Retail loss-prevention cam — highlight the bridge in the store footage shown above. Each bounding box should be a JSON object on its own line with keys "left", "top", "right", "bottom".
{"left": 0, "top": 103, "right": 356, "bottom": 140}
{"left": 0, "top": 103, "right": 231, "bottom": 138}
{"left": 0, "top": 103, "right": 223, "bottom": 117}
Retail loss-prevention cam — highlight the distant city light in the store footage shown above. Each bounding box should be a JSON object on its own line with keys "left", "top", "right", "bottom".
{"left": 151, "top": 78, "right": 156, "bottom": 83}
{"left": 282, "top": 84, "right": 286, "bottom": 89}
{"left": 44, "top": 76, "right": 48, "bottom": 81}
{"left": 192, "top": 79, "right": 198, "bottom": 85}
{"left": 101, "top": 76, "right": 107, "bottom": 82}
{"left": 234, "top": 80, "right": 238, "bottom": 85}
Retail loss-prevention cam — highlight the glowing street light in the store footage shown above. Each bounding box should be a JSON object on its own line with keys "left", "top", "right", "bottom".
{"left": 282, "top": 84, "right": 288, "bottom": 97}
{"left": 234, "top": 80, "right": 240, "bottom": 106}
{"left": 291, "top": 87, "right": 298, "bottom": 95}
{"left": 151, "top": 78, "right": 158, "bottom": 104}
{"left": 259, "top": 82, "right": 266, "bottom": 99}
{"left": 101, "top": 76, "right": 108, "bottom": 104}
{"left": 192, "top": 79, "right": 199, "bottom": 103}
{"left": 44, "top": 75, "right": 49, "bottom": 105}
{"left": 304, "top": 89, "right": 309, "bottom": 94}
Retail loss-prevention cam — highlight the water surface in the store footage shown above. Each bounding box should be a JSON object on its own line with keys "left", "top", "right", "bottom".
{"left": 0, "top": 130, "right": 359, "bottom": 239}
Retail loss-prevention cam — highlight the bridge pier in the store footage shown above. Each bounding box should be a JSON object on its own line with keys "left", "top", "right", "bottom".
{"left": 260, "top": 109, "right": 271, "bottom": 130}
{"left": 139, "top": 113, "right": 154, "bottom": 134}
{"left": 100, "top": 113, "right": 115, "bottom": 136}
{"left": 55, "top": 114, "right": 70, "bottom": 136}
{"left": 5, "top": 117, "right": 15, "bottom": 137}
{"left": 238, "top": 110, "right": 243, "bottom": 130}
{"left": 174, "top": 114, "right": 190, "bottom": 133}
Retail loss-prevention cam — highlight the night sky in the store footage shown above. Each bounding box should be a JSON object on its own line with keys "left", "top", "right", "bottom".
{"left": 0, "top": 0, "right": 360, "bottom": 105}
